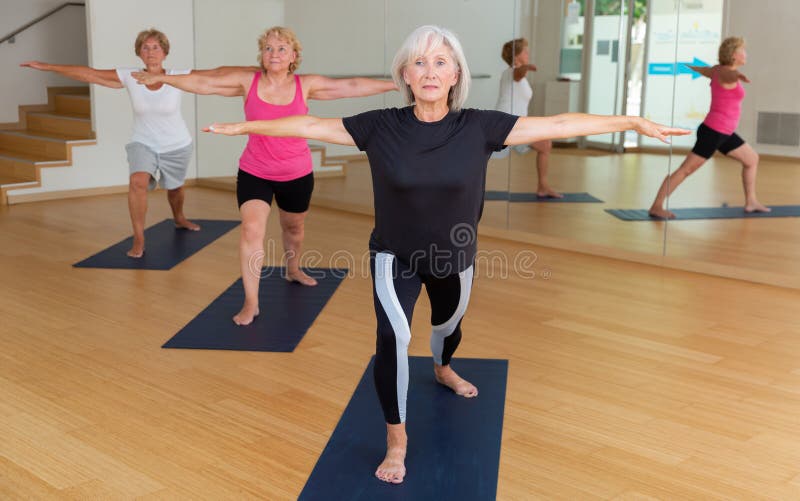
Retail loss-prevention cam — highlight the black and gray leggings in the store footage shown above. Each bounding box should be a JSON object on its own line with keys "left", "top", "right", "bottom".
{"left": 370, "top": 251, "right": 474, "bottom": 425}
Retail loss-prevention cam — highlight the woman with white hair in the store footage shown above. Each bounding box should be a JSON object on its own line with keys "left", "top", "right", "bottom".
{"left": 205, "top": 25, "right": 688, "bottom": 484}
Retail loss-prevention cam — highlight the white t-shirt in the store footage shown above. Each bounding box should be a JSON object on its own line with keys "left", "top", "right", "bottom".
{"left": 116, "top": 68, "right": 192, "bottom": 153}
{"left": 495, "top": 66, "right": 533, "bottom": 117}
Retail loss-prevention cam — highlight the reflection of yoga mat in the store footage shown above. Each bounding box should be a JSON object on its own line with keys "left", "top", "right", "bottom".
{"left": 74, "top": 219, "right": 239, "bottom": 270}
{"left": 606, "top": 206, "right": 800, "bottom": 221}
{"left": 485, "top": 191, "right": 603, "bottom": 203}
{"left": 299, "top": 356, "right": 508, "bottom": 501}
{"left": 163, "top": 267, "right": 347, "bottom": 352}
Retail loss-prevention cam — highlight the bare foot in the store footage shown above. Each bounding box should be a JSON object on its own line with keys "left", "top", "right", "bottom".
{"left": 286, "top": 269, "right": 318, "bottom": 286}
{"left": 434, "top": 364, "right": 478, "bottom": 397}
{"left": 744, "top": 202, "right": 771, "bottom": 213}
{"left": 233, "top": 304, "right": 259, "bottom": 325}
{"left": 648, "top": 207, "right": 676, "bottom": 220}
{"left": 175, "top": 218, "right": 201, "bottom": 231}
{"left": 127, "top": 237, "right": 145, "bottom": 258}
{"left": 376, "top": 426, "right": 407, "bottom": 484}
{"left": 537, "top": 188, "right": 564, "bottom": 199}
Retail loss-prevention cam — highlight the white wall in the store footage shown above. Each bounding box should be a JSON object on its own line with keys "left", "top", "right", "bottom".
{"left": 193, "top": 0, "right": 285, "bottom": 178}
{"left": 10, "top": 0, "right": 196, "bottom": 198}
{"left": 0, "top": 0, "right": 87, "bottom": 122}
{"left": 727, "top": 0, "right": 800, "bottom": 157}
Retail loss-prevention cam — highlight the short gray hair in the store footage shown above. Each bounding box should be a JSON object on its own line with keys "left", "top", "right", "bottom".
{"left": 391, "top": 25, "right": 471, "bottom": 111}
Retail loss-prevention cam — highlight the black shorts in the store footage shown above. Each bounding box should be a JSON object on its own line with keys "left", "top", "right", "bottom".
{"left": 691, "top": 123, "right": 745, "bottom": 159}
{"left": 236, "top": 169, "right": 314, "bottom": 213}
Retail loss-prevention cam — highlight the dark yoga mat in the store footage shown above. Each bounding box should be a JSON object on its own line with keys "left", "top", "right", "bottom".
{"left": 485, "top": 191, "right": 603, "bottom": 203}
{"left": 74, "top": 219, "right": 239, "bottom": 270}
{"left": 163, "top": 266, "right": 347, "bottom": 352}
{"left": 299, "top": 356, "right": 508, "bottom": 501}
{"left": 606, "top": 205, "right": 799, "bottom": 221}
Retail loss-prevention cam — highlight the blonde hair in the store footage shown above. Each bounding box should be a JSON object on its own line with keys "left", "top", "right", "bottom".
{"left": 391, "top": 25, "right": 471, "bottom": 111}
{"left": 718, "top": 36, "right": 744, "bottom": 66}
{"left": 258, "top": 26, "right": 302, "bottom": 74}
{"left": 135, "top": 28, "right": 169, "bottom": 56}
{"left": 501, "top": 38, "right": 528, "bottom": 66}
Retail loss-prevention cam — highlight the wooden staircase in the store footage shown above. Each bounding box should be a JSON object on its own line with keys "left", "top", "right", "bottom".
{"left": 0, "top": 86, "right": 96, "bottom": 204}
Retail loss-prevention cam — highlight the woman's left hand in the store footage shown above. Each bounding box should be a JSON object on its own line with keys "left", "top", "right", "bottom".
{"left": 635, "top": 118, "right": 691, "bottom": 144}
{"left": 202, "top": 122, "right": 247, "bottom": 136}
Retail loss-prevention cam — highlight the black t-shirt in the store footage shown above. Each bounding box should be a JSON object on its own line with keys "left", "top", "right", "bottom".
{"left": 343, "top": 106, "right": 519, "bottom": 276}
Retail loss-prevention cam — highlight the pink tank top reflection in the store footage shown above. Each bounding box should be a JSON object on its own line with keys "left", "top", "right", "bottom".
{"left": 702, "top": 68, "right": 745, "bottom": 135}
{"left": 239, "top": 72, "right": 312, "bottom": 181}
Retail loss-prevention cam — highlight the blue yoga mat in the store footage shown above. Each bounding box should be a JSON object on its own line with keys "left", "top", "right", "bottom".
{"left": 485, "top": 191, "right": 603, "bottom": 203}
{"left": 299, "top": 356, "right": 508, "bottom": 500}
{"left": 163, "top": 266, "right": 347, "bottom": 352}
{"left": 606, "top": 205, "right": 798, "bottom": 221}
{"left": 74, "top": 219, "right": 239, "bottom": 270}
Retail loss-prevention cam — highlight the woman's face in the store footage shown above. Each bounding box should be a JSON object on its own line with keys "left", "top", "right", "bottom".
{"left": 513, "top": 46, "right": 530, "bottom": 66}
{"left": 261, "top": 35, "right": 296, "bottom": 73}
{"left": 732, "top": 46, "right": 747, "bottom": 66}
{"left": 403, "top": 45, "right": 459, "bottom": 106}
{"left": 139, "top": 37, "right": 166, "bottom": 67}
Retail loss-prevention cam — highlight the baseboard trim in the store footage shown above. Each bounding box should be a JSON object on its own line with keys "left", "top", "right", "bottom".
{"left": 7, "top": 178, "right": 198, "bottom": 205}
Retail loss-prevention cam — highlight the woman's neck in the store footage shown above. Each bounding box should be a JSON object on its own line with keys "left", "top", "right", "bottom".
{"left": 263, "top": 70, "right": 293, "bottom": 85}
{"left": 144, "top": 64, "right": 165, "bottom": 74}
{"left": 413, "top": 99, "right": 450, "bottom": 122}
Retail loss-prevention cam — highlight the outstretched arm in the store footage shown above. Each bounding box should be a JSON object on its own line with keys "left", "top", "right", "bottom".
{"left": 132, "top": 69, "right": 250, "bottom": 97}
{"left": 303, "top": 74, "right": 397, "bottom": 100}
{"left": 716, "top": 66, "right": 750, "bottom": 84}
{"left": 20, "top": 61, "right": 122, "bottom": 88}
{"left": 190, "top": 66, "right": 260, "bottom": 77}
{"left": 505, "top": 114, "right": 690, "bottom": 145}
{"left": 512, "top": 64, "right": 537, "bottom": 82}
{"left": 688, "top": 65, "right": 713, "bottom": 78}
{"left": 204, "top": 115, "right": 355, "bottom": 146}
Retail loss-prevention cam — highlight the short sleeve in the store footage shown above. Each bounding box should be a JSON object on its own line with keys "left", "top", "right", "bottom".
{"left": 475, "top": 109, "right": 519, "bottom": 152}
{"left": 115, "top": 68, "right": 135, "bottom": 89}
{"left": 342, "top": 109, "right": 384, "bottom": 151}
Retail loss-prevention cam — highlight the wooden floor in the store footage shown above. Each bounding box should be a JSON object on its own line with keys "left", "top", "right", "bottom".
{"left": 2, "top": 187, "right": 800, "bottom": 499}
{"left": 313, "top": 151, "right": 800, "bottom": 288}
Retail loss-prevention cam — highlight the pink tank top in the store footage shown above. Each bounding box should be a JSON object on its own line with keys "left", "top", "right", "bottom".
{"left": 703, "top": 67, "right": 745, "bottom": 135}
{"left": 238, "top": 72, "right": 312, "bottom": 181}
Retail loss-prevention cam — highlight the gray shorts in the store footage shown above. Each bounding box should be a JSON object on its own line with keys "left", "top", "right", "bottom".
{"left": 491, "top": 144, "right": 531, "bottom": 159}
{"left": 125, "top": 141, "right": 193, "bottom": 190}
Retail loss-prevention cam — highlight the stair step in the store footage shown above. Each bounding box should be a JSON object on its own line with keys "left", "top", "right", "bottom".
{"left": 27, "top": 112, "right": 92, "bottom": 138}
{"left": 0, "top": 173, "right": 35, "bottom": 185}
{"left": 0, "top": 132, "right": 68, "bottom": 160}
{"left": 0, "top": 153, "right": 38, "bottom": 182}
{"left": 54, "top": 94, "right": 91, "bottom": 116}
{"left": 0, "top": 147, "right": 67, "bottom": 164}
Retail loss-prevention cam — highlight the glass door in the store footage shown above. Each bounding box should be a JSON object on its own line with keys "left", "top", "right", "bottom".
{"left": 581, "top": 0, "right": 633, "bottom": 151}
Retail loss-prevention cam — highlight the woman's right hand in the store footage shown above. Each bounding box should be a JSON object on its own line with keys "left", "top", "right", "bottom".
{"left": 20, "top": 61, "right": 49, "bottom": 71}
{"left": 132, "top": 71, "right": 162, "bottom": 85}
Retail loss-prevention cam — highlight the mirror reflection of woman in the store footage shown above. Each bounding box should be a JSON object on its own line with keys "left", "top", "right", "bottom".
{"left": 495, "top": 37, "right": 561, "bottom": 198}
{"left": 133, "top": 26, "right": 397, "bottom": 325}
{"left": 204, "top": 25, "right": 688, "bottom": 485}
{"left": 649, "top": 37, "right": 770, "bottom": 219}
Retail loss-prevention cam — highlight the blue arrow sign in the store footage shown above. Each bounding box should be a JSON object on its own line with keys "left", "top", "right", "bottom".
{"left": 648, "top": 57, "right": 709, "bottom": 78}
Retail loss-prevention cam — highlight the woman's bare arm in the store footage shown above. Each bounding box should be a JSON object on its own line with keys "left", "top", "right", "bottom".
{"left": 132, "top": 69, "right": 252, "bottom": 97}
{"left": 204, "top": 115, "right": 356, "bottom": 146}
{"left": 20, "top": 61, "right": 122, "bottom": 88}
